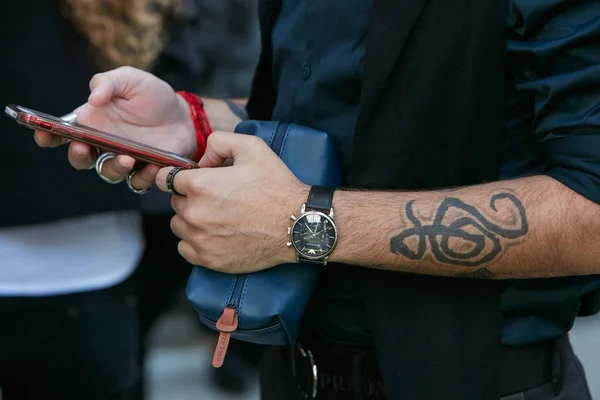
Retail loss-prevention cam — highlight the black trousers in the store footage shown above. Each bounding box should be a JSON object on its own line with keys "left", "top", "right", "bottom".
{"left": 0, "top": 276, "right": 140, "bottom": 400}
{"left": 259, "top": 333, "right": 592, "bottom": 400}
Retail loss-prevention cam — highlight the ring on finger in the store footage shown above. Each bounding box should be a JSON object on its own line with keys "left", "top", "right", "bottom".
{"left": 166, "top": 167, "right": 185, "bottom": 196}
{"left": 126, "top": 166, "right": 151, "bottom": 195}
{"left": 95, "top": 152, "right": 124, "bottom": 184}
{"left": 87, "top": 147, "right": 101, "bottom": 169}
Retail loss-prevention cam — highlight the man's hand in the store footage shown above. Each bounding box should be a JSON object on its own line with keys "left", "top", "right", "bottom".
{"left": 156, "top": 131, "right": 309, "bottom": 273}
{"left": 33, "top": 66, "right": 249, "bottom": 192}
{"left": 33, "top": 66, "right": 197, "bottom": 190}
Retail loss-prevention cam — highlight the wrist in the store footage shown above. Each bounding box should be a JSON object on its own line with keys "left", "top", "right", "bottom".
{"left": 202, "top": 98, "right": 247, "bottom": 132}
{"left": 224, "top": 99, "right": 248, "bottom": 121}
{"left": 177, "top": 91, "right": 212, "bottom": 162}
{"left": 327, "top": 189, "right": 352, "bottom": 264}
{"left": 285, "top": 185, "right": 352, "bottom": 265}
{"left": 328, "top": 189, "right": 401, "bottom": 267}
{"left": 176, "top": 94, "right": 198, "bottom": 160}
{"left": 327, "top": 189, "right": 379, "bottom": 266}
{"left": 280, "top": 183, "right": 311, "bottom": 264}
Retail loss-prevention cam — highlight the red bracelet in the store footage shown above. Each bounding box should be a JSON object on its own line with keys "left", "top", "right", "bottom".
{"left": 176, "top": 91, "right": 212, "bottom": 163}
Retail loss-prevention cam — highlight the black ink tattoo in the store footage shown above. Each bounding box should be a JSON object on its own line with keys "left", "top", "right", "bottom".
{"left": 389, "top": 192, "right": 528, "bottom": 267}
{"left": 225, "top": 100, "right": 248, "bottom": 121}
{"left": 455, "top": 268, "right": 496, "bottom": 279}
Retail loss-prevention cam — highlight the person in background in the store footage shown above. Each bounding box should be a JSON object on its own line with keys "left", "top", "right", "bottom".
{"left": 62, "top": 0, "right": 264, "bottom": 396}
{"left": 0, "top": 1, "right": 180, "bottom": 398}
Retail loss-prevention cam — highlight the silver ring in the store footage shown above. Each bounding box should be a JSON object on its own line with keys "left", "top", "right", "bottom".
{"left": 166, "top": 167, "right": 185, "bottom": 196}
{"left": 95, "top": 152, "right": 124, "bottom": 184}
{"left": 126, "top": 166, "right": 151, "bottom": 195}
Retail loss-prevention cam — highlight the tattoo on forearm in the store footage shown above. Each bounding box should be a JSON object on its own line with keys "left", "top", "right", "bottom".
{"left": 389, "top": 192, "right": 528, "bottom": 268}
{"left": 225, "top": 100, "right": 248, "bottom": 121}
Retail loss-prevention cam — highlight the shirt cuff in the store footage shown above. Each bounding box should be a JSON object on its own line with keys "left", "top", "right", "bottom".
{"left": 544, "top": 133, "right": 600, "bottom": 204}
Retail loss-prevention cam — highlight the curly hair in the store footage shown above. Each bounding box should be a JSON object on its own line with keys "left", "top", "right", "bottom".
{"left": 61, "top": 0, "right": 182, "bottom": 71}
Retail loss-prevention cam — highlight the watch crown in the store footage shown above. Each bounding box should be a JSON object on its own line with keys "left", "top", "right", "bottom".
{"left": 290, "top": 215, "right": 297, "bottom": 221}
{"left": 287, "top": 227, "right": 291, "bottom": 235}
{"left": 286, "top": 242, "right": 293, "bottom": 247}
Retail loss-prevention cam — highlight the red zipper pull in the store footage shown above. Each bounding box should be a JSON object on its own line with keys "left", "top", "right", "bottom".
{"left": 212, "top": 306, "right": 238, "bottom": 368}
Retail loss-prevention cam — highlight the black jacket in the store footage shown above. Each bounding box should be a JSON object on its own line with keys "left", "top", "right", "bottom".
{"left": 247, "top": 0, "right": 506, "bottom": 398}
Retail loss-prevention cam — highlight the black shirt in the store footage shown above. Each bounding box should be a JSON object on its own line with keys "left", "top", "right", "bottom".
{"left": 270, "top": 0, "right": 600, "bottom": 345}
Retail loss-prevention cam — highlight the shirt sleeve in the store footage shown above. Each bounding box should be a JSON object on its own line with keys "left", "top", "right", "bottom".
{"left": 507, "top": 0, "right": 600, "bottom": 203}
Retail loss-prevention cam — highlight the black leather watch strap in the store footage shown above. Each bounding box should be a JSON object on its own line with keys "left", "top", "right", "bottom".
{"left": 306, "top": 186, "right": 334, "bottom": 213}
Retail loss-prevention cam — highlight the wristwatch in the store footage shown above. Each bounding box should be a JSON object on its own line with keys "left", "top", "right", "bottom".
{"left": 287, "top": 186, "right": 338, "bottom": 265}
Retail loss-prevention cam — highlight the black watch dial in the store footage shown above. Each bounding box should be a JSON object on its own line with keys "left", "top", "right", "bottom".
{"left": 291, "top": 211, "right": 337, "bottom": 259}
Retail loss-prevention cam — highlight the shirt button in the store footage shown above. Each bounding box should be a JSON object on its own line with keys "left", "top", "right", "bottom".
{"left": 301, "top": 64, "right": 311, "bottom": 80}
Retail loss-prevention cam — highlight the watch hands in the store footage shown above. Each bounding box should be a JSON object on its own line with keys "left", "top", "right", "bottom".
{"left": 301, "top": 228, "right": 325, "bottom": 238}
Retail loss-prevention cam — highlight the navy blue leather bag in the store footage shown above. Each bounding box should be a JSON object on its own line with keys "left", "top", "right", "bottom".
{"left": 186, "top": 120, "right": 342, "bottom": 366}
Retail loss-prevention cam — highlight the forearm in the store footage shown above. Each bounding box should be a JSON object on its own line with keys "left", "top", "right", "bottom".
{"left": 329, "top": 175, "right": 600, "bottom": 279}
{"left": 200, "top": 97, "right": 248, "bottom": 132}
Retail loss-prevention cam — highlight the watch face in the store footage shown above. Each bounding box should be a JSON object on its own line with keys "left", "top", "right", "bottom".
{"left": 291, "top": 211, "right": 337, "bottom": 259}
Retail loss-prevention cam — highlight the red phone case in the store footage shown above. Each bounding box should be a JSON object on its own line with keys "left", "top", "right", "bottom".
{"left": 4, "top": 104, "right": 198, "bottom": 169}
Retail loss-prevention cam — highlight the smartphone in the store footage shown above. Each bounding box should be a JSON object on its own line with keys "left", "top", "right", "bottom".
{"left": 4, "top": 104, "right": 198, "bottom": 169}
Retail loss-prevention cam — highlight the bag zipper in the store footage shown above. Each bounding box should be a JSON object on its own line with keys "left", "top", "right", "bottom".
{"left": 271, "top": 122, "right": 289, "bottom": 155}
{"left": 212, "top": 274, "right": 246, "bottom": 368}
{"left": 212, "top": 122, "right": 288, "bottom": 367}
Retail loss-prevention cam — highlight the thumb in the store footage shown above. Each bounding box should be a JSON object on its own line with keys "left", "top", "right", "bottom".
{"left": 87, "top": 66, "right": 146, "bottom": 106}
{"left": 87, "top": 74, "right": 116, "bottom": 106}
{"left": 198, "top": 132, "right": 251, "bottom": 168}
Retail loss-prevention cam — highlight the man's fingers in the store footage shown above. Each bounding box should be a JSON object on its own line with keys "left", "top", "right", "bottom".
{"left": 67, "top": 142, "right": 98, "bottom": 170}
{"left": 171, "top": 194, "right": 185, "bottom": 214}
{"left": 177, "top": 240, "right": 199, "bottom": 266}
{"left": 155, "top": 167, "right": 196, "bottom": 195}
{"left": 94, "top": 155, "right": 136, "bottom": 182}
{"left": 128, "top": 164, "right": 161, "bottom": 191}
{"left": 198, "top": 131, "right": 256, "bottom": 168}
{"left": 170, "top": 215, "right": 200, "bottom": 264}
{"left": 33, "top": 130, "right": 70, "bottom": 148}
{"left": 33, "top": 105, "right": 82, "bottom": 148}
{"left": 88, "top": 74, "right": 117, "bottom": 106}
{"left": 170, "top": 215, "right": 189, "bottom": 241}
{"left": 88, "top": 66, "right": 147, "bottom": 106}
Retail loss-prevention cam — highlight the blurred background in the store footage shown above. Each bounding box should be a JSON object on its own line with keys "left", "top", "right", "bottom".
{"left": 0, "top": 0, "right": 598, "bottom": 399}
